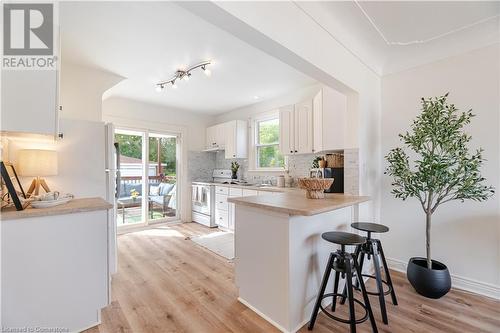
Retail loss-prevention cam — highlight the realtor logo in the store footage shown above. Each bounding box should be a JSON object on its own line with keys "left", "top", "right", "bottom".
{"left": 3, "top": 3, "right": 53, "bottom": 56}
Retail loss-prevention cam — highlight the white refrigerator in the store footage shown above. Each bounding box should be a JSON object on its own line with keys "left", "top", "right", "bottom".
{"left": 105, "top": 123, "right": 118, "bottom": 275}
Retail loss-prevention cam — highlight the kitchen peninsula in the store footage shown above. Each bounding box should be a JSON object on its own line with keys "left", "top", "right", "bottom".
{"left": 228, "top": 192, "right": 369, "bottom": 333}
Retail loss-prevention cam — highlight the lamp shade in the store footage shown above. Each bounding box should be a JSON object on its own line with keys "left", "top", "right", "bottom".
{"left": 18, "top": 149, "right": 58, "bottom": 177}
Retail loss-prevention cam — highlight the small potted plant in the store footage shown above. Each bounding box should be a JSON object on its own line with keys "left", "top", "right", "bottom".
{"left": 231, "top": 161, "right": 240, "bottom": 180}
{"left": 130, "top": 188, "right": 140, "bottom": 202}
{"left": 385, "top": 93, "right": 494, "bottom": 298}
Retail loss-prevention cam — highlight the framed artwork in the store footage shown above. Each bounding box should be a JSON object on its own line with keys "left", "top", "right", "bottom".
{"left": 1, "top": 161, "right": 26, "bottom": 211}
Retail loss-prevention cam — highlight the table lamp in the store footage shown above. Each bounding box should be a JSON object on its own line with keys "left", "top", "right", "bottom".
{"left": 18, "top": 149, "right": 58, "bottom": 197}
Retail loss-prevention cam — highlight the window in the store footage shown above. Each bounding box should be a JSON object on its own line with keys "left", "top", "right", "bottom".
{"left": 254, "top": 116, "right": 285, "bottom": 169}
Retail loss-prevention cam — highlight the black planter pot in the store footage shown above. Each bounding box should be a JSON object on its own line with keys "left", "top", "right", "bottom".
{"left": 407, "top": 257, "right": 451, "bottom": 299}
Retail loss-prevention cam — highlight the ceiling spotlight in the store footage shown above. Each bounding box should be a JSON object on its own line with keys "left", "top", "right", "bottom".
{"left": 253, "top": 96, "right": 260, "bottom": 100}
{"left": 202, "top": 66, "right": 212, "bottom": 77}
{"left": 156, "top": 60, "right": 212, "bottom": 91}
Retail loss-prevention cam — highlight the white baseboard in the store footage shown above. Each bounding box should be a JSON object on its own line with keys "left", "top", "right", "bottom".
{"left": 238, "top": 297, "right": 291, "bottom": 333}
{"left": 386, "top": 257, "right": 500, "bottom": 300}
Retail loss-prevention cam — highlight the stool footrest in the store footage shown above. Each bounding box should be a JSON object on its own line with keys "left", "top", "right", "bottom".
{"left": 353, "top": 274, "right": 393, "bottom": 296}
{"left": 319, "top": 293, "right": 368, "bottom": 325}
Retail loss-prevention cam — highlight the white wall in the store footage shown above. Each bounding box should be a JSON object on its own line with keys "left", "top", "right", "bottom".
{"left": 60, "top": 62, "right": 124, "bottom": 122}
{"left": 102, "top": 97, "right": 215, "bottom": 222}
{"left": 381, "top": 45, "right": 500, "bottom": 293}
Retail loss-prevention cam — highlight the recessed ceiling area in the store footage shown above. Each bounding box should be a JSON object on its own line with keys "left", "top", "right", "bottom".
{"left": 296, "top": 1, "right": 500, "bottom": 74}
{"left": 59, "top": 2, "right": 316, "bottom": 114}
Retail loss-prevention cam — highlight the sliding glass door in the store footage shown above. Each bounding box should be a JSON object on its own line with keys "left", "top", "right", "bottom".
{"left": 115, "top": 128, "right": 179, "bottom": 228}
{"left": 148, "top": 133, "right": 177, "bottom": 222}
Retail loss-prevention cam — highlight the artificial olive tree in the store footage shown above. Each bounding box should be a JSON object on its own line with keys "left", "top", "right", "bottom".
{"left": 385, "top": 94, "right": 494, "bottom": 269}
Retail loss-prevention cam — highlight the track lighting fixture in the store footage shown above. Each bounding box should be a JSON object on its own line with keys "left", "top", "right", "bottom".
{"left": 156, "top": 60, "right": 211, "bottom": 92}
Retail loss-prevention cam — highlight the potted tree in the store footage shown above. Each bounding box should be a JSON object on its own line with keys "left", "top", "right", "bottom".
{"left": 385, "top": 93, "right": 494, "bottom": 299}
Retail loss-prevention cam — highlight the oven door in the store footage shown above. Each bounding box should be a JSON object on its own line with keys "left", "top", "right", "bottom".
{"left": 192, "top": 184, "right": 211, "bottom": 215}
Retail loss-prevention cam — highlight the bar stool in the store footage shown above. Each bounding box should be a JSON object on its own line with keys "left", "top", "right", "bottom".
{"left": 340, "top": 222, "right": 398, "bottom": 325}
{"left": 308, "top": 231, "right": 378, "bottom": 333}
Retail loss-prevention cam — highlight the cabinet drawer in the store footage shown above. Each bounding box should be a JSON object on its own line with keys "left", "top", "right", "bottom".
{"left": 215, "top": 186, "right": 229, "bottom": 195}
{"left": 215, "top": 194, "right": 228, "bottom": 211}
{"left": 242, "top": 189, "right": 258, "bottom": 197}
{"left": 215, "top": 209, "right": 229, "bottom": 228}
{"left": 229, "top": 188, "right": 243, "bottom": 197}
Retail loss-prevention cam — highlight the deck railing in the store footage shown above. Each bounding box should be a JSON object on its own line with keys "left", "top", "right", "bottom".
{"left": 121, "top": 175, "right": 176, "bottom": 184}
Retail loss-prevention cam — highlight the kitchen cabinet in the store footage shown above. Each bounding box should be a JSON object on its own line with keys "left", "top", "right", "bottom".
{"left": 206, "top": 120, "right": 247, "bottom": 158}
{"left": 313, "top": 87, "right": 347, "bottom": 152}
{"left": 279, "top": 105, "right": 295, "bottom": 155}
{"left": 294, "top": 99, "right": 313, "bottom": 154}
{"left": 279, "top": 100, "right": 313, "bottom": 155}
{"left": 1, "top": 205, "right": 110, "bottom": 332}
{"left": 1, "top": 69, "right": 59, "bottom": 136}
{"left": 225, "top": 120, "right": 248, "bottom": 159}
{"left": 206, "top": 123, "right": 226, "bottom": 150}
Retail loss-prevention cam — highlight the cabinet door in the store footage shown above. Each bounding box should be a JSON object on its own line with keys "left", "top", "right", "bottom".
{"left": 215, "top": 209, "right": 229, "bottom": 228}
{"left": 206, "top": 126, "right": 216, "bottom": 148}
{"left": 321, "top": 87, "right": 347, "bottom": 151}
{"left": 279, "top": 105, "right": 295, "bottom": 155}
{"left": 225, "top": 121, "right": 236, "bottom": 158}
{"left": 1, "top": 70, "right": 57, "bottom": 135}
{"left": 215, "top": 123, "right": 226, "bottom": 148}
{"left": 294, "top": 99, "right": 313, "bottom": 154}
{"left": 313, "top": 90, "right": 323, "bottom": 153}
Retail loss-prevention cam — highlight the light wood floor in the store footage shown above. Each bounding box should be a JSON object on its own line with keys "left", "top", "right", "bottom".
{"left": 84, "top": 222, "right": 500, "bottom": 333}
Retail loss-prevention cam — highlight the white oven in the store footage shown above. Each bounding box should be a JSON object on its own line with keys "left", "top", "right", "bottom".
{"left": 192, "top": 182, "right": 215, "bottom": 227}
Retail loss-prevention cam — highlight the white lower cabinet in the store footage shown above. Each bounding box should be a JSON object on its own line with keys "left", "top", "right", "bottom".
{"left": 1, "top": 210, "right": 109, "bottom": 331}
{"left": 215, "top": 209, "right": 229, "bottom": 229}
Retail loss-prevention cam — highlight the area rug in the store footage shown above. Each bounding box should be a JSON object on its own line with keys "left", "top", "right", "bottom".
{"left": 190, "top": 231, "right": 235, "bottom": 260}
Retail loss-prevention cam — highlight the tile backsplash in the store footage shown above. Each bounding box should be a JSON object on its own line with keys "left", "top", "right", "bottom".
{"left": 188, "top": 149, "right": 359, "bottom": 194}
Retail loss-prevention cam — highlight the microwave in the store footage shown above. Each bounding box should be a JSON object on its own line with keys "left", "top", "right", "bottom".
{"left": 309, "top": 167, "right": 344, "bottom": 193}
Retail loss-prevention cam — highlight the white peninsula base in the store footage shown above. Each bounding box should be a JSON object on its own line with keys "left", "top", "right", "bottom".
{"left": 233, "top": 197, "right": 367, "bottom": 333}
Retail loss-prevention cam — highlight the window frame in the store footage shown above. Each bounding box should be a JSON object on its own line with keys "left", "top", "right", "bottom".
{"left": 250, "top": 111, "right": 286, "bottom": 172}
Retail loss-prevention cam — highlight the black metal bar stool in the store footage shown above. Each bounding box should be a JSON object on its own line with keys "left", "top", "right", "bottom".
{"left": 308, "top": 231, "right": 378, "bottom": 333}
{"left": 340, "top": 222, "right": 398, "bottom": 325}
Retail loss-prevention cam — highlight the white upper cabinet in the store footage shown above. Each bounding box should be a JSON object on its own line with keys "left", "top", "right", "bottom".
{"left": 279, "top": 101, "right": 313, "bottom": 155}
{"left": 294, "top": 99, "right": 313, "bottom": 154}
{"left": 206, "top": 123, "right": 226, "bottom": 149}
{"left": 225, "top": 120, "right": 248, "bottom": 159}
{"left": 279, "top": 105, "right": 295, "bottom": 155}
{"left": 1, "top": 69, "right": 59, "bottom": 136}
{"left": 313, "top": 87, "right": 347, "bottom": 152}
{"left": 206, "top": 120, "right": 247, "bottom": 158}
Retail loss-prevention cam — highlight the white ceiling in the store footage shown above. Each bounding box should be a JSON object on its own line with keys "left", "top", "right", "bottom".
{"left": 296, "top": 1, "right": 500, "bottom": 75}
{"left": 60, "top": 2, "right": 316, "bottom": 114}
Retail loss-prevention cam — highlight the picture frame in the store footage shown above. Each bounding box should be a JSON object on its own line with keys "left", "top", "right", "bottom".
{"left": 1, "top": 161, "right": 26, "bottom": 211}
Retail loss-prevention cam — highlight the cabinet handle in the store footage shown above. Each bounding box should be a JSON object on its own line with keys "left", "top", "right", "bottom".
{"left": 295, "top": 150, "right": 298, "bottom": 153}
{"left": 290, "top": 150, "right": 293, "bottom": 153}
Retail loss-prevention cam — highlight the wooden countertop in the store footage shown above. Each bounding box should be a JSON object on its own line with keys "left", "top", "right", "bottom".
{"left": 1, "top": 197, "right": 113, "bottom": 221}
{"left": 227, "top": 192, "right": 370, "bottom": 216}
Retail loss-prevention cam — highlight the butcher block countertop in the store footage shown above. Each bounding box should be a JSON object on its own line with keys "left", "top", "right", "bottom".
{"left": 1, "top": 197, "right": 112, "bottom": 221}
{"left": 227, "top": 192, "right": 370, "bottom": 216}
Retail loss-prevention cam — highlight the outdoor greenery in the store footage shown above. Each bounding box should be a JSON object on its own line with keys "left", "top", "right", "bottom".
{"left": 385, "top": 93, "right": 494, "bottom": 269}
{"left": 114, "top": 134, "right": 176, "bottom": 176}
{"left": 257, "top": 118, "right": 284, "bottom": 168}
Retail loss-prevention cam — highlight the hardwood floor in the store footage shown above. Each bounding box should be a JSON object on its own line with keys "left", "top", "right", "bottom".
{"left": 85, "top": 222, "right": 500, "bottom": 333}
